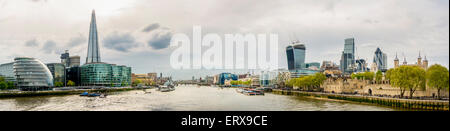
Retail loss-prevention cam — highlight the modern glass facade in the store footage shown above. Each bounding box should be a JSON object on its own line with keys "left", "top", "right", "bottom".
{"left": 46, "top": 63, "right": 66, "bottom": 85}
{"left": 0, "top": 62, "right": 15, "bottom": 81}
{"left": 111, "top": 65, "right": 132, "bottom": 87}
{"left": 67, "top": 66, "right": 81, "bottom": 86}
{"left": 218, "top": 73, "right": 238, "bottom": 85}
{"left": 286, "top": 41, "right": 306, "bottom": 70}
{"left": 260, "top": 71, "right": 277, "bottom": 87}
{"left": 13, "top": 57, "right": 54, "bottom": 90}
{"left": 86, "top": 10, "right": 101, "bottom": 64}
{"left": 355, "top": 59, "right": 368, "bottom": 72}
{"left": 289, "top": 69, "right": 320, "bottom": 78}
{"left": 340, "top": 38, "right": 356, "bottom": 75}
{"left": 373, "top": 48, "right": 388, "bottom": 72}
{"left": 80, "top": 63, "right": 131, "bottom": 87}
{"left": 305, "top": 62, "right": 320, "bottom": 69}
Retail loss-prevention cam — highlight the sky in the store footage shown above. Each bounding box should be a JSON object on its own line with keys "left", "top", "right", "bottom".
{"left": 0, "top": 0, "right": 448, "bottom": 80}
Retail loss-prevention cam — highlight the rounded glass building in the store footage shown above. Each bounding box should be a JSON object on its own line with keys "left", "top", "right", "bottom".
{"left": 13, "top": 57, "right": 54, "bottom": 91}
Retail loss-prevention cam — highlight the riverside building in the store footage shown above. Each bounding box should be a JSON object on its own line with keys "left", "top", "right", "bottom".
{"left": 0, "top": 62, "right": 15, "bottom": 82}
{"left": 285, "top": 41, "right": 320, "bottom": 78}
{"left": 46, "top": 63, "right": 66, "bottom": 86}
{"left": 13, "top": 57, "right": 54, "bottom": 91}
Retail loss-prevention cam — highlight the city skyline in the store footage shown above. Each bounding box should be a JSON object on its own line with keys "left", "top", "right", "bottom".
{"left": 0, "top": 0, "right": 448, "bottom": 80}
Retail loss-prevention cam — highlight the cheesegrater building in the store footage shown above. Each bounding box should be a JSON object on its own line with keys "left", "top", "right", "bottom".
{"left": 80, "top": 10, "right": 131, "bottom": 87}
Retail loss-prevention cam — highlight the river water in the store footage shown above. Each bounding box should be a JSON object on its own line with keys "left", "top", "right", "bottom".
{"left": 0, "top": 85, "right": 399, "bottom": 111}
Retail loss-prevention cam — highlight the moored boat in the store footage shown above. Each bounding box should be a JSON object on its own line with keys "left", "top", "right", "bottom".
{"left": 237, "top": 88, "right": 264, "bottom": 96}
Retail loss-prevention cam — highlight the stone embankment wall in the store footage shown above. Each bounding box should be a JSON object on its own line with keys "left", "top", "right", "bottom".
{"left": 272, "top": 89, "right": 449, "bottom": 111}
{"left": 322, "top": 78, "right": 449, "bottom": 98}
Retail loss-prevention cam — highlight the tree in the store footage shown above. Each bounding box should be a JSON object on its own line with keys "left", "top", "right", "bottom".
{"left": 0, "top": 82, "right": 7, "bottom": 90}
{"left": 0, "top": 76, "right": 5, "bottom": 82}
{"left": 67, "top": 80, "right": 76, "bottom": 86}
{"left": 54, "top": 82, "right": 64, "bottom": 87}
{"left": 7, "top": 81, "right": 15, "bottom": 89}
{"left": 375, "top": 71, "right": 383, "bottom": 83}
{"left": 351, "top": 72, "right": 374, "bottom": 81}
{"left": 290, "top": 73, "right": 327, "bottom": 91}
{"left": 426, "top": 64, "right": 449, "bottom": 99}
{"left": 132, "top": 79, "right": 143, "bottom": 87}
{"left": 388, "top": 65, "right": 426, "bottom": 98}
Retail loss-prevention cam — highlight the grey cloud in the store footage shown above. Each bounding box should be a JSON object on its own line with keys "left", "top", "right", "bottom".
{"left": 25, "top": 39, "right": 39, "bottom": 47}
{"left": 363, "top": 19, "right": 380, "bottom": 24}
{"left": 147, "top": 32, "right": 172, "bottom": 50}
{"left": 67, "top": 34, "right": 87, "bottom": 47}
{"left": 41, "top": 40, "right": 57, "bottom": 54}
{"left": 103, "top": 32, "right": 138, "bottom": 52}
{"left": 142, "top": 23, "right": 161, "bottom": 33}
{"left": 29, "top": 0, "right": 47, "bottom": 2}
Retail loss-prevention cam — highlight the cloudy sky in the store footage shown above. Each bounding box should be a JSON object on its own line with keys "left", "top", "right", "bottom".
{"left": 0, "top": 0, "right": 448, "bottom": 80}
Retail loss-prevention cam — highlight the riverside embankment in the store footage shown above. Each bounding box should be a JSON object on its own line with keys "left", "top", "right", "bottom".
{"left": 272, "top": 89, "right": 449, "bottom": 111}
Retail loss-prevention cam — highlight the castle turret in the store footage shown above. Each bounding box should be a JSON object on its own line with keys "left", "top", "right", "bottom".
{"left": 423, "top": 55, "right": 429, "bottom": 69}
{"left": 394, "top": 53, "right": 399, "bottom": 68}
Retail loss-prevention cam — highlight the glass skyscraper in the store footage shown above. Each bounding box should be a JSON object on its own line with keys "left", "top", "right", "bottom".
{"left": 355, "top": 59, "right": 368, "bottom": 72}
{"left": 373, "top": 48, "right": 388, "bottom": 72}
{"left": 340, "top": 38, "right": 355, "bottom": 75}
{"left": 86, "top": 10, "right": 101, "bottom": 64}
{"left": 79, "top": 10, "right": 132, "bottom": 87}
{"left": 286, "top": 41, "right": 306, "bottom": 70}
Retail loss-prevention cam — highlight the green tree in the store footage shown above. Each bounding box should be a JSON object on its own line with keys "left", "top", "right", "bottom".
{"left": 7, "top": 81, "right": 15, "bottom": 89}
{"left": 426, "top": 64, "right": 449, "bottom": 99}
{"left": 67, "top": 80, "right": 76, "bottom": 86}
{"left": 375, "top": 71, "right": 383, "bottom": 83}
{"left": 54, "top": 82, "right": 64, "bottom": 87}
{"left": 291, "top": 73, "right": 327, "bottom": 91}
{"left": 0, "top": 76, "right": 5, "bottom": 82}
{"left": 132, "top": 79, "right": 142, "bottom": 87}
{"left": 388, "top": 65, "right": 426, "bottom": 98}
{"left": 0, "top": 82, "right": 7, "bottom": 90}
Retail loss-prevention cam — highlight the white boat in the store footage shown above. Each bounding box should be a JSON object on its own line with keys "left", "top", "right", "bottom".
{"left": 159, "top": 80, "right": 175, "bottom": 92}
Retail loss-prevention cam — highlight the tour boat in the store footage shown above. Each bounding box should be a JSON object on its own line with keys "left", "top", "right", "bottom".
{"left": 80, "top": 92, "right": 89, "bottom": 96}
{"left": 159, "top": 80, "right": 175, "bottom": 92}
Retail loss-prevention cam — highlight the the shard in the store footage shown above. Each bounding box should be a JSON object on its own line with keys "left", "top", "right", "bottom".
{"left": 86, "top": 10, "right": 101, "bottom": 64}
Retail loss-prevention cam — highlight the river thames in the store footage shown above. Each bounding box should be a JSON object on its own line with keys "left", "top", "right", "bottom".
{"left": 0, "top": 85, "right": 400, "bottom": 111}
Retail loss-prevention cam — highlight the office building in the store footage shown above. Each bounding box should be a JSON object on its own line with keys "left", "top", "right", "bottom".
{"left": 340, "top": 38, "right": 356, "bottom": 75}
{"left": 373, "top": 48, "right": 388, "bottom": 72}
{"left": 13, "top": 57, "right": 54, "bottom": 91}
{"left": 46, "top": 63, "right": 66, "bottom": 85}
{"left": 218, "top": 73, "right": 238, "bottom": 85}
{"left": 286, "top": 41, "right": 306, "bottom": 70}
{"left": 355, "top": 59, "right": 369, "bottom": 72}
{"left": 0, "top": 62, "right": 15, "bottom": 82}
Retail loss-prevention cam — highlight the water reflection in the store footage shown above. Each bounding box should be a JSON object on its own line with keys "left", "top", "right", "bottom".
{"left": 0, "top": 86, "right": 399, "bottom": 111}
{"left": 14, "top": 97, "right": 50, "bottom": 111}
